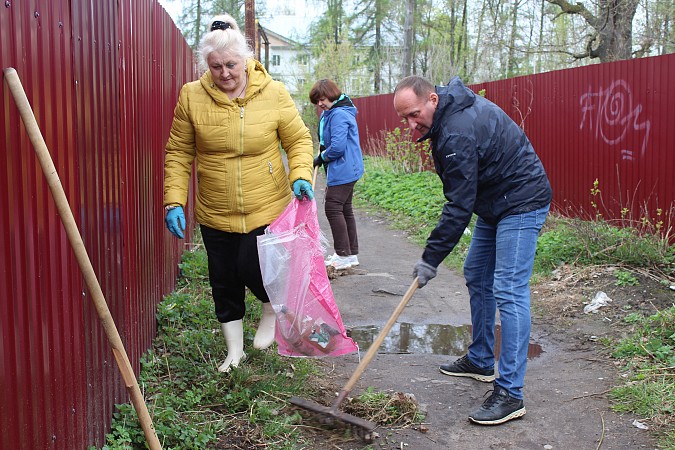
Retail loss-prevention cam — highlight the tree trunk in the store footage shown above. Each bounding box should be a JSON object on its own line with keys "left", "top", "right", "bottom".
{"left": 537, "top": 0, "right": 544, "bottom": 72}
{"left": 597, "top": 0, "right": 638, "bottom": 61}
{"left": 459, "top": 0, "right": 469, "bottom": 75}
{"left": 402, "top": 0, "right": 415, "bottom": 77}
{"left": 374, "top": 0, "right": 382, "bottom": 92}
{"left": 506, "top": 0, "right": 520, "bottom": 77}
{"left": 449, "top": 0, "right": 457, "bottom": 66}
{"left": 546, "top": 0, "right": 639, "bottom": 62}
{"left": 469, "top": 0, "right": 487, "bottom": 79}
{"left": 195, "top": 0, "right": 202, "bottom": 48}
{"left": 245, "top": 0, "right": 255, "bottom": 51}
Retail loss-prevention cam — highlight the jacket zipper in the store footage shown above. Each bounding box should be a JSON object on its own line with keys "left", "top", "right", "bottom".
{"left": 238, "top": 106, "right": 245, "bottom": 230}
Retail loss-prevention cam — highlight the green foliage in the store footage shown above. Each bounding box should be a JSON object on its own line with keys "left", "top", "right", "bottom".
{"left": 533, "top": 179, "right": 673, "bottom": 281}
{"left": 610, "top": 380, "right": 674, "bottom": 418}
{"left": 356, "top": 159, "right": 443, "bottom": 220}
{"left": 364, "top": 128, "right": 431, "bottom": 174}
{"left": 354, "top": 156, "right": 473, "bottom": 271}
{"left": 177, "top": 246, "right": 208, "bottom": 281}
{"left": 100, "top": 240, "right": 321, "bottom": 449}
{"left": 533, "top": 222, "right": 588, "bottom": 272}
{"left": 533, "top": 214, "right": 673, "bottom": 276}
{"left": 612, "top": 306, "right": 675, "bottom": 365}
{"left": 609, "top": 306, "right": 675, "bottom": 446}
{"left": 615, "top": 270, "right": 640, "bottom": 287}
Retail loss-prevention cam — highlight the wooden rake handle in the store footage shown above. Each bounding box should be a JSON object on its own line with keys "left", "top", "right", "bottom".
{"left": 340, "top": 278, "right": 419, "bottom": 397}
{"left": 3, "top": 67, "right": 162, "bottom": 450}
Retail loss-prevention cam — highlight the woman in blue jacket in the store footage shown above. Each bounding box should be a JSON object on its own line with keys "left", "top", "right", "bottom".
{"left": 309, "top": 79, "right": 365, "bottom": 270}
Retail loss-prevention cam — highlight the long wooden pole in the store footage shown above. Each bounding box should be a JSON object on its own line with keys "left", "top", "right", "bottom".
{"left": 3, "top": 67, "right": 162, "bottom": 450}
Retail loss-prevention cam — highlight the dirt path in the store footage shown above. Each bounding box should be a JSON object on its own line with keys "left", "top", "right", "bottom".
{"left": 310, "top": 175, "right": 658, "bottom": 449}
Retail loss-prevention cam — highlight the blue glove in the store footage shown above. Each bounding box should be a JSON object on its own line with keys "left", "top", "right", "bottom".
{"left": 413, "top": 260, "right": 437, "bottom": 288}
{"left": 293, "top": 179, "right": 314, "bottom": 201}
{"left": 165, "top": 206, "right": 186, "bottom": 239}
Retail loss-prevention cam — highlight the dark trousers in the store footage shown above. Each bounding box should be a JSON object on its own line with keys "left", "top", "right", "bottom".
{"left": 200, "top": 224, "right": 269, "bottom": 323}
{"left": 324, "top": 181, "right": 359, "bottom": 256}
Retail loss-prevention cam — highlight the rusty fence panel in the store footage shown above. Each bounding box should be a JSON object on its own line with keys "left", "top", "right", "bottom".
{"left": 0, "top": 0, "right": 197, "bottom": 448}
{"left": 353, "top": 53, "right": 675, "bottom": 231}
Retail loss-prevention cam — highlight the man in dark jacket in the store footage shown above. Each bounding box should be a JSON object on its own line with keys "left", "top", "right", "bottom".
{"left": 394, "top": 75, "right": 552, "bottom": 425}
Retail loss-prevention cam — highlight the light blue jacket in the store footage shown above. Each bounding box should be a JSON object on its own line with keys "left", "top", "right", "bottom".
{"left": 319, "top": 95, "right": 364, "bottom": 186}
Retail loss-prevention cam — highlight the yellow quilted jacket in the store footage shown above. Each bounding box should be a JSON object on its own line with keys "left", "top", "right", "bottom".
{"left": 163, "top": 59, "right": 313, "bottom": 233}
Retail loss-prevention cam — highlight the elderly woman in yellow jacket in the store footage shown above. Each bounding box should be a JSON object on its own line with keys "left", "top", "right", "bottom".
{"left": 163, "top": 14, "right": 314, "bottom": 373}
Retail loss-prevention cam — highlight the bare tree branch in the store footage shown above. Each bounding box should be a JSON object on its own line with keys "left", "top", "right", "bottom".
{"left": 546, "top": 0, "right": 599, "bottom": 28}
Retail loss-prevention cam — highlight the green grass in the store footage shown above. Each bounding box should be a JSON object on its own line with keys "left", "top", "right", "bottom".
{"left": 609, "top": 306, "right": 675, "bottom": 448}
{"left": 354, "top": 156, "right": 474, "bottom": 272}
{"left": 95, "top": 247, "right": 322, "bottom": 449}
{"left": 356, "top": 156, "right": 672, "bottom": 281}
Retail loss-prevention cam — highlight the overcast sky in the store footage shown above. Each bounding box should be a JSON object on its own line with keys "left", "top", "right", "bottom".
{"left": 157, "top": 0, "right": 324, "bottom": 41}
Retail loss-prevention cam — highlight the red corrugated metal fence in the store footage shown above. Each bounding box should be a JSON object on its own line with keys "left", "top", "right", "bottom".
{"left": 353, "top": 54, "right": 675, "bottom": 231}
{"left": 0, "top": 1, "right": 197, "bottom": 448}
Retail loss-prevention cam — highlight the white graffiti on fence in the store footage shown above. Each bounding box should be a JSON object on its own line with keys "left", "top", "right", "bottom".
{"left": 579, "top": 80, "right": 651, "bottom": 160}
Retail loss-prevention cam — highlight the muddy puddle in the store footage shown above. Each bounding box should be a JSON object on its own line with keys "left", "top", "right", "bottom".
{"left": 347, "top": 323, "right": 543, "bottom": 359}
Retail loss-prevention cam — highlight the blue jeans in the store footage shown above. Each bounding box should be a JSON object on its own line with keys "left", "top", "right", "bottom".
{"left": 463, "top": 205, "right": 549, "bottom": 399}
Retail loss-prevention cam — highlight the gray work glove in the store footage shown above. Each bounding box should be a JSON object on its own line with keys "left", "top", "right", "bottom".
{"left": 413, "top": 260, "right": 437, "bottom": 288}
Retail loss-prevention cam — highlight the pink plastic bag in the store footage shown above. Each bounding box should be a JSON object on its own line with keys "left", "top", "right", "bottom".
{"left": 257, "top": 199, "right": 358, "bottom": 357}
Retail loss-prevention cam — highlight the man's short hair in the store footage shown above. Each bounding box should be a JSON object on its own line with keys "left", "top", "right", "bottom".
{"left": 394, "top": 76, "right": 435, "bottom": 98}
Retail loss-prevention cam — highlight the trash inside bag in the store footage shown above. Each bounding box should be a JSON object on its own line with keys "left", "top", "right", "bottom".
{"left": 257, "top": 198, "right": 358, "bottom": 357}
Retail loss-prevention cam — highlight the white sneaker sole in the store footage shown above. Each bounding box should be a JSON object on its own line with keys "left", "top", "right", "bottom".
{"left": 439, "top": 367, "right": 495, "bottom": 382}
{"left": 468, "top": 407, "right": 526, "bottom": 425}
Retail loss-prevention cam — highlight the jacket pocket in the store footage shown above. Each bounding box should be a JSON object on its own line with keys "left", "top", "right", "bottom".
{"left": 264, "top": 160, "right": 282, "bottom": 190}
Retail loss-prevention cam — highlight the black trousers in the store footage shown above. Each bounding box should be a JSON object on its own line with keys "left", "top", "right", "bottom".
{"left": 200, "top": 224, "right": 269, "bottom": 323}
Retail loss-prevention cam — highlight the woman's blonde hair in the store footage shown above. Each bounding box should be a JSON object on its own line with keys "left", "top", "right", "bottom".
{"left": 198, "top": 14, "right": 254, "bottom": 72}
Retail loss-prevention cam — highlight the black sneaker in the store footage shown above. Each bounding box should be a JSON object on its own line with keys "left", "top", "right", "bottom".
{"left": 439, "top": 354, "right": 495, "bottom": 382}
{"left": 468, "top": 385, "right": 526, "bottom": 425}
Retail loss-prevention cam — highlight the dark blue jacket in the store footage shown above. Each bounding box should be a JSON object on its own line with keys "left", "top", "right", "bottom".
{"left": 420, "top": 76, "right": 552, "bottom": 267}
{"left": 319, "top": 94, "right": 365, "bottom": 187}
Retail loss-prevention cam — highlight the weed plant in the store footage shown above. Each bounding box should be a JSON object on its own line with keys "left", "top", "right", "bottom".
{"left": 365, "top": 127, "right": 432, "bottom": 174}
{"left": 535, "top": 214, "right": 674, "bottom": 277}
{"left": 538, "top": 178, "right": 674, "bottom": 278}
{"left": 610, "top": 306, "right": 675, "bottom": 447}
{"left": 344, "top": 387, "right": 425, "bottom": 428}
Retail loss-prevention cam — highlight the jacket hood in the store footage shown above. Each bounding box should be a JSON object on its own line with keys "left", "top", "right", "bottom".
{"left": 199, "top": 59, "right": 272, "bottom": 107}
{"left": 325, "top": 93, "right": 357, "bottom": 118}
{"left": 436, "top": 76, "right": 476, "bottom": 116}
{"left": 419, "top": 76, "right": 475, "bottom": 142}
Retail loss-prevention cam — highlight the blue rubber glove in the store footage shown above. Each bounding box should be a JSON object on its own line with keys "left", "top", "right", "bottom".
{"left": 165, "top": 206, "right": 186, "bottom": 239}
{"left": 293, "top": 179, "right": 314, "bottom": 201}
{"left": 413, "top": 259, "right": 437, "bottom": 288}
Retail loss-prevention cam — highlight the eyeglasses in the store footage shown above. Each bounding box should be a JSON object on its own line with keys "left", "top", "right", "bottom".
{"left": 210, "top": 21, "right": 232, "bottom": 32}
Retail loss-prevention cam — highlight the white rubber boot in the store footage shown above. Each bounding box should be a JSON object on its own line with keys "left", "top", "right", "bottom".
{"left": 218, "top": 320, "right": 246, "bottom": 373}
{"left": 253, "top": 302, "right": 276, "bottom": 350}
